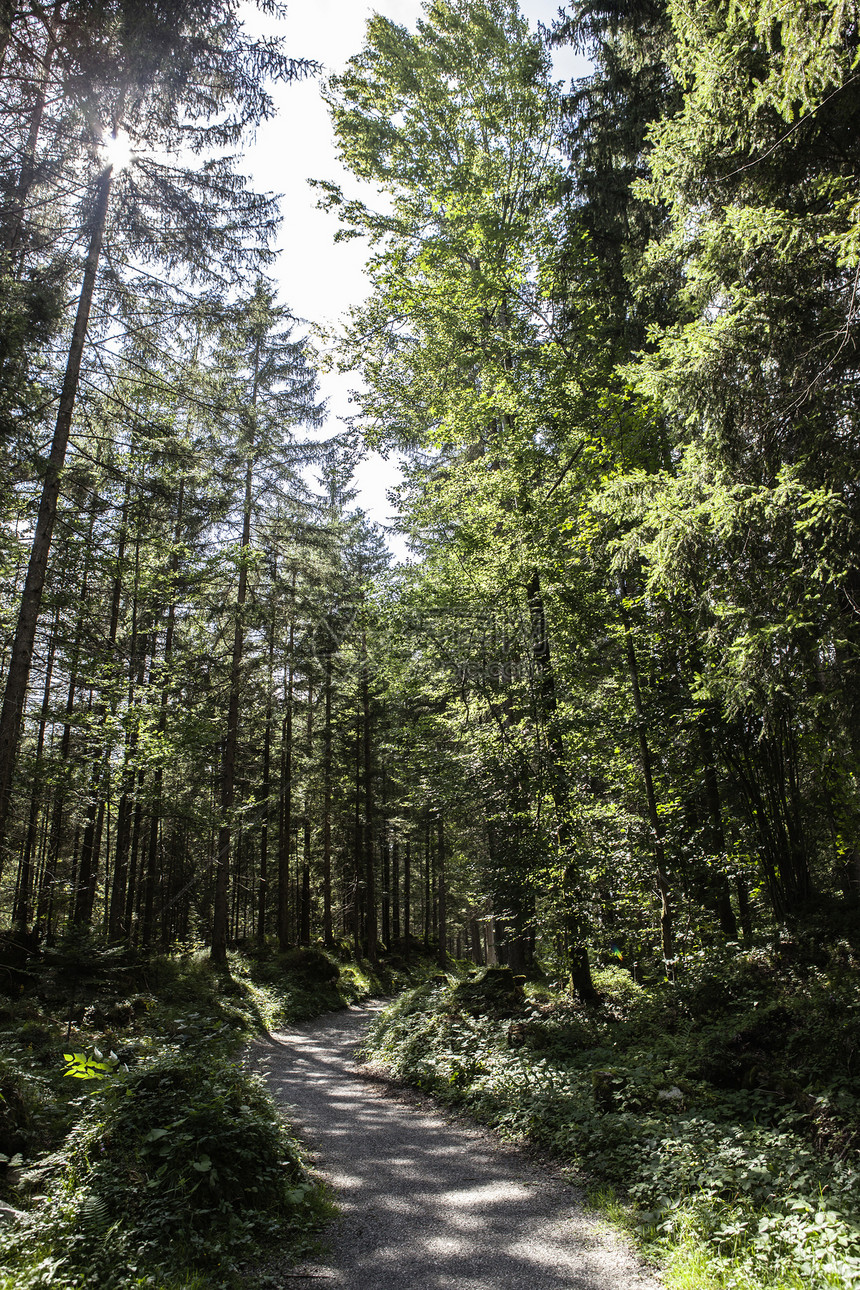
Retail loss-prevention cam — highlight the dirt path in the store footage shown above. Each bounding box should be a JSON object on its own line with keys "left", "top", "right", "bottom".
{"left": 254, "top": 1001, "right": 662, "bottom": 1289}
{"left": 252, "top": 1001, "right": 665, "bottom": 1284}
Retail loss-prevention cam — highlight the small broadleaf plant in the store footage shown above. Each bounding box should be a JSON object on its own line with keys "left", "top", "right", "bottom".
{"left": 62, "top": 1051, "right": 114, "bottom": 1080}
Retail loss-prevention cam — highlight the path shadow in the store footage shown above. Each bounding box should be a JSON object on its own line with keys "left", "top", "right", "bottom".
{"left": 256, "top": 1006, "right": 660, "bottom": 1290}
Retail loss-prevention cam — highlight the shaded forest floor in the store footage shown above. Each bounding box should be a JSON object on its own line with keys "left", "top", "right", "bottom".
{"left": 361, "top": 931, "right": 860, "bottom": 1290}
{"left": 0, "top": 935, "right": 433, "bottom": 1289}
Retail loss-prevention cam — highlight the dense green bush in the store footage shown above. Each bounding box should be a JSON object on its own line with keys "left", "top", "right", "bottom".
{"left": 0, "top": 1049, "right": 326, "bottom": 1289}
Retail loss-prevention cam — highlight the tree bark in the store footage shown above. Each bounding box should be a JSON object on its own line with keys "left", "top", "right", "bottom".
{"left": 391, "top": 830, "right": 400, "bottom": 945}
{"left": 12, "top": 603, "right": 58, "bottom": 928}
{"left": 300, "top": 810, "right": 311, "bottom": 945}
{"left": 698, "top": 715, "right": 739, "bottom": 939}
{"left": 109, "top": 526, "right": 148, "bottom": 940}
{"left": 322, "top": 645, "right": 333, "bottom": 945}
{"left": 211, "top": 453, "right": 253, "bottom": 964}
{"left": 470, "top": 913, "right": 484, "bottom": 966}
{"left": 436, "top": 814, "right": 447, "bottom": 968}
{"left": 361, "top": 641, "right": 377, "bottom": 960}
{"left": 620, "top": 601, "right": 674, "bottom": 963}
{"left": 0, "top": 162, "right": 113, "bottom": 873}
{"left": 403, "top": 834, "right": 411, "bottom": 955}
{"left": 74, "top": 483, "right": 131, "bottom": 928}
{"left": 258, "top": 597, "right": 275, "bottom": 945}
{"left": 278, "top": 602, "right": 295, "bottom": 950}
{"left": 527, "top": 569, "right": 598, "bottom": 1001}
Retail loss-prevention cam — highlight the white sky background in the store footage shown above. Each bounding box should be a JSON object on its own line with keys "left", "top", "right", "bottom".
{"left": 240, "top": 1, "right": 591, "bottom": 554}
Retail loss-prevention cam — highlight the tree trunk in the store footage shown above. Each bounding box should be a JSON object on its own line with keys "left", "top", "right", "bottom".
{"left": 698, "top": 715, "right": 738, "bottom": 938}
{"left": 403, "top": 834, "right": 411, "bottom": 955}
{"left": 12, "top": 603, "right": 57, "bottom": 928}
{"left": 212, "top": 454, "right": 253, "bottom": 964}
{"left": 391, "top": 830, "right": 400, "bottom": 945}
{"left": 300, "top": 811, "right": 311, "bottom": 945}
{"left": 527, "top": 569, "right": 598, "bottom": 1001}
{"left": 40, "top": 512, "right": 97, "bottom": 930}
{"left": 353, "top": 712, "right": 362, "bottom": 953}
{"left": 322, "top": 645, "right": 333, "bottom": 946}
{"left": 381, "top": 773, "right": 390, "bottom": 949}
{"left": 470, "top": 914, "right": 484, "bottom": 966}
{"left": 436, "top": 814, "right": 447, "bottom": 968}
{"left": 74, "top": 484, "right": 130, "bottom": 929}
{"left": 361, "top": 647, "right": 376, "bottom": 960}
{"left": 423, "top": 816, "right": 431, "bottom": 948}
{"left": 109, "top": 531, "right": 148, "bottom": 941}
{"left": 258, "top": 606, "right": 275, "bottom": 945}
{"left": 621, "top": 602, "right": 674, "bottom": 962}
{"left": 278, "top": 606, "right": 295, "bottom": 950}
{"left": 0, "top": 161, "right": 113, "bottom": 871}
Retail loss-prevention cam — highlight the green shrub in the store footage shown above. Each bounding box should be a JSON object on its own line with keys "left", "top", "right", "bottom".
{"left": 0, "top": 1051, "right": 326, "bottom": 1289}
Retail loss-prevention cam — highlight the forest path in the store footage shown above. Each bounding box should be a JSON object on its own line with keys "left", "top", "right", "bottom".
{"left": 253, "top": 1000, "right": 663, "bottom": 1289}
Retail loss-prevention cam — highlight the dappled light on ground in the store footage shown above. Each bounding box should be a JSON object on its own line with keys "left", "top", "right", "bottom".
{"left": 254, "top": 1002, "right": 660, "bottom": 1290}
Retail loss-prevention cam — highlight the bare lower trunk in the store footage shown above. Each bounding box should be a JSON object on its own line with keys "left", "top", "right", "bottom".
{"left": 527, "top": 569, "right": 598, "bottom": 1000}
{"left": 278, "top": 609, "right": 295, "bottom": 950}
{"left": 211, "top": 457, "right": 253, "bottom": 964}
{"left": 12, "top": 605, "right": 57, "bottom": 928}
{"left": 621, "top": 602, "right": 674, "bottom": 962}
{"left": 322, "top": 647, "right": 333, "bottom": 945}
{"left": 391, "top": 831, "right": 400, "bottom": 944}
{"left": 436, "top": 815, "right": 447, "bottom": 968}
{"left": 361, "top": 651, "right": 376, "bottom": 960}
{"left": 258, "top": 610, "right": 275, "bottom": 945}
{"left": 403, "top": 835, "right": 411, "bottom": 955}
{"left": 698, "top": 716, "right": 738, "bottom": 939}
{"left": 470, "top": 914, "right": 484, "bottom": 966}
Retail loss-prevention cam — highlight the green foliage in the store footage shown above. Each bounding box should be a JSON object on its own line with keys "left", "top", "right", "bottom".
{"left": 0, "top": 942, "right": 428, "bottom": 1288}
{"left": 0, "top": 1050, "right": 327, "bottom": 1289}
{"left": 363, "top": 944, "right": 860, "bottom": 1288}
{"left": 452, "top": 965, "right": 525, "bottom": 1015}
{"left": 60, "top": 1053, "right": 114, "bottom": 1081}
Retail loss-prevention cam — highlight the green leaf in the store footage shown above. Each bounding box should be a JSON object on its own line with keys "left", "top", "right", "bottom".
{"left": 62, "top": 1052, "right": 112, "bottom": 1080}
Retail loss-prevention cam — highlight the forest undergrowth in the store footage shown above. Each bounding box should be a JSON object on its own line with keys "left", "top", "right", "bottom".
{"left": 0, "top": 936, "right": 425, "bottom": 1289}
{"left": 361, "top": 933, "right": 860, "bottom": 1290}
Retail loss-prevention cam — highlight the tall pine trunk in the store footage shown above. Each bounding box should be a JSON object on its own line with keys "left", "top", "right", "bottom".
{"left": 73, "top": 484, "right": 130, "bottom": 927}
{"left": 436, "top": 814, "right": 447, "bottom": 967}
{"left": 258, "top": 610, "right": 275, "bottom": 946}
{"left": 698, "top": 714, "right": 739, "bottom": 939}
{"left": 322, "top": 645, "right": 333, "bottom": 945}
{"left": 620, "top": 602, "right": 674, "bottom": 962}
{"left": 211, "top": 456, "right": 253, "bottom": 964}
{"left": 12, "top": 604, "right": 58, "bottom": 928}
{"left": 403, "top": 834, "right": 411, "bottom": 956}
{"left": 278, "top": 601, "right": 295, "bottom": 950}
{"left": 527, "top": 569, "right": 598, "bottom": 1001}
{"left": 0, "top": 161, "right": 114, "bottom": 871}
{"left": 362, "top": 659, "right": 376, "bottom": 959}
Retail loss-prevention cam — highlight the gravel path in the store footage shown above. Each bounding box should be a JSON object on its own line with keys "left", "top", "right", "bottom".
{"left": 254, "top": 1000, "right": 663, "bottom": 1290}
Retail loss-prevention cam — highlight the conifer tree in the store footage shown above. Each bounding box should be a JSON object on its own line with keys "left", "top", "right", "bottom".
{"left": 0, "top": 0, "right": 318, "bottom": 879}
